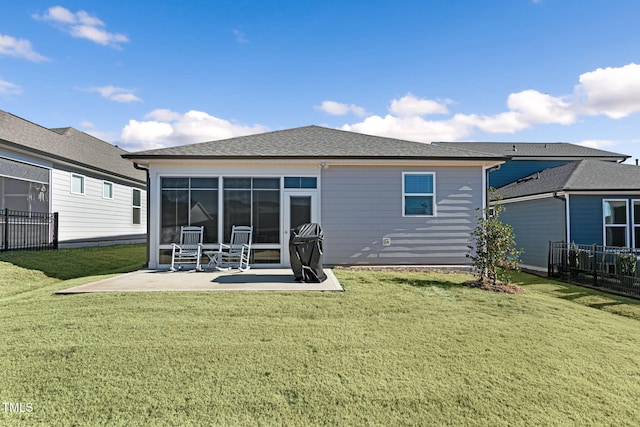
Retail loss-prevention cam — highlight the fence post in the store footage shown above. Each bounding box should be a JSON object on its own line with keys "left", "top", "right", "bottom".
{"left": 592, "top": 243, "right": 598, "bottom": 287}
{"left": 52, "top": 212, "right": 59, "bottom": 250}
{"left": 3, "top": 208, "right": 7, "bottom": 251}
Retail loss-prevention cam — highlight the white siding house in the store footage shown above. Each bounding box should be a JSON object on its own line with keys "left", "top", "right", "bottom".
{"left": 124, "top": 126, "right": 504, "bottom": 269}
{"left": 0, "top": 110, "right": 147, "bottom": 248}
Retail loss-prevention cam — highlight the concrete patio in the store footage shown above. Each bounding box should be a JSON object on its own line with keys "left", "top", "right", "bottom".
{"left": 56, "top": 268, "right": 343, "bottom": 294}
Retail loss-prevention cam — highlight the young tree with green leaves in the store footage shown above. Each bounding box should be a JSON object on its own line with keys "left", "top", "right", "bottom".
{"left": 467, "top": 191, "right": 522, "bottom": 285}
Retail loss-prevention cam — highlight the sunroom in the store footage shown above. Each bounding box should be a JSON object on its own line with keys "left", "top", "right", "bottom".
{"left": 157, "top": 174, "right": 319, "bottom": 268}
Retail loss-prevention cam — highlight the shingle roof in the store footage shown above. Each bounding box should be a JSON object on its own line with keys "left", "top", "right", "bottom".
{"left": 435, "top": 141, "right": 629, "bottom": 160}
{"left": 123, "top": 125, "right": 507, "bottom": 161}
{"left": 495, "top": 160, "right": 640, "bottom": 199}
{"left": 0, "top": 110, "right": 145, "bottom": 184}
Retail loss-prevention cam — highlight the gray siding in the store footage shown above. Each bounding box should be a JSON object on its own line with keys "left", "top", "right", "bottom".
{"left": 500, "top": 197, "right": 565, "bottom": 268}
{"left": 320, "top": 165, "right": 482, "bottom": 265}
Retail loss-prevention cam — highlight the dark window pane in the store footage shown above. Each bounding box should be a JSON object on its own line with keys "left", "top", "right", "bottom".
{"left": 290, "top": 196, "right": 311, "bottom": 230}
{"left": 634, "top": 202, "right": 640, "bottom": 225}
{"left": 133, "top": 189, "right": 141, "bottom": 207}
{"left": 162, "top": 178, "right": 189, "bottom": 188}
{"left": 253, "top": 178, "right": 280, "bottom": 189}
{"left": 191, "top": 178, "right": 218, "bottom": 189}
{"left": 605, "top": 227, "right": 627, "bottom": 247}
{"left": 604, "top": 201, "right": 627, "bottom": 224}
{"left": 133, "top": 207, "right": 141, "bottom": 225}
{"left": 224, "top": 178, "right": 251, "bottom": 189}
{"left": 224, "top": 190, "right": 251, "bottom": 241}
{"left": 300, "top": 177, "right": 317, "bottom": 188}
{"left": 161, "top": 189, "right": 189, "bottom": 243}
{"left": 284, "top": 177, "right": 299, "bottom": 188}
{"left": 191, "top": 189, "right": 218, "bottom": 243}
{"left": 404, "top": 174, "right": 433, "bottom": 194}
{"left": 253, "top": 190, "right": 280, "bottom": 243}
{"left": 405, "top": 196, "right": 433, "bottom": 215}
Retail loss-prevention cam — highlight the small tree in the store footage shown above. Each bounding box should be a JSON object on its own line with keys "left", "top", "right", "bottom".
{"left": 467, "top": 191, "right": 522, "bottom": 285}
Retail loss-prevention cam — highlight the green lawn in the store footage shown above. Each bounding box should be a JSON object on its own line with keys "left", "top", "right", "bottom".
{"left": 1, "top": 246, "right": 640, "bottom": 426}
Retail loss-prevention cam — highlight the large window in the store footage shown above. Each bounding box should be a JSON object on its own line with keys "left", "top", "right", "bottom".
{"left": 603, "top": 199, "right": 628, "bottom": 247}
{"left": 161, "top": 177, "right": 218, "bottom": 244}
{"left": 403, "top": 173, "right": 435, "bottom": 216}
{"left": 0, "top": 157, "right": 50, "bottom": 213}
{"left": 633, "top": 200, "right": 640, "bottom": 249}
{"left": 223, "top": 178, "right": 280, "bottom": 243}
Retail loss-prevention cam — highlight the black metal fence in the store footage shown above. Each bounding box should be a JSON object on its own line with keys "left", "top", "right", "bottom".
{"left": 548, "top": 241, "right": 640, "bottom": 299}
{"left": 1, "top": 208, "right": 58, "bottom": 251}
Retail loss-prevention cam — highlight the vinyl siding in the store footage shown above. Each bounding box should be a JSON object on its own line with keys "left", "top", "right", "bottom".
{"left": 51, "top": 169, "right": 147, "bottom": 241}
{"left": 568, "top": 194, "right": 640, "bottom": 247}
{"left": 320, "top": 165, "right": 482, "bottom": 265}
{"left": 500, "top": 197, "right": 565, "bottom": 268}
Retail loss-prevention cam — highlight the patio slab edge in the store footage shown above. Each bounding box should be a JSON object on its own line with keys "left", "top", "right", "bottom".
{"left": 55, "top": 268, "right": 343, "bottom": 294}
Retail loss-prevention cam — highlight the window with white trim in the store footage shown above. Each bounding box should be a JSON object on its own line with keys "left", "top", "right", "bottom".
{"left": 603, "top": 199, "right": 628, "bottom": 247}
{"left": 71, "top": 174, "right": 84, "bottom": 195}
{"left": 633, "top": 200, "right": 640, "bottom": 249}
{"left": 103, "top": 181, "right": 113, "bottom": 199}
{"left": 403, "top": 172, "right": 435, "bottom": 216}
{"left": 132, "top": 188, "right": 142, "bottom": 225}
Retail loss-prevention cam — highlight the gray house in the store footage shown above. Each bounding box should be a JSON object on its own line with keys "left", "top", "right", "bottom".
{"left": 0, "top": 110, "right": 147, "bottom": 247}
{"left": 123, "top": 126, "right": 506, "bottom": 269}
{"left": 494, "top": 159, "right": 640, "bottom": 270}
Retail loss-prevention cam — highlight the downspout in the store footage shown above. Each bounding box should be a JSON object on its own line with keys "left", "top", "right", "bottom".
{"left": 553, "top": 191, "right": 569, "bottom": 243}
{"left": 134, "top": 163, "right": 150, "bottom": 268}
{"left": 484, "top": 164, "right": 501, "bottom": 216}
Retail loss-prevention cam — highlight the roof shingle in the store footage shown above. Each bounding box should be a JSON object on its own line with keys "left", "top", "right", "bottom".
{"left": 123, "top": 125, "right": 507, "bottom": 160}
{"left": 495, "top": 159, "right": 640, "bottom": 199}
{"left": 0, "top": 110, "right": 145, "bottom": 183}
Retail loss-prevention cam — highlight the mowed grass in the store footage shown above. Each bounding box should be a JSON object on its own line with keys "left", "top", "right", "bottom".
{"left": 1, "top": 246, "right": 640, "bottom": 426}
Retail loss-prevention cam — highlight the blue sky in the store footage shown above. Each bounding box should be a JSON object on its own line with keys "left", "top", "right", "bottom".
{"left": 2, "top": 0, "right": 640, "bottom": 162}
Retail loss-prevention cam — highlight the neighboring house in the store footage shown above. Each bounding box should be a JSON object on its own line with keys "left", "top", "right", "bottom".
{"left": 435, "top": 142, "right": 628, "bottom": 188}
{"left": 0, "top": 110, "right": 147, "bottom": 247}
{"left": 493, "top": 159, "right": 640, "bottom": 270}
{"left": 122, "top": 126, "right": 506, "bottom": 269}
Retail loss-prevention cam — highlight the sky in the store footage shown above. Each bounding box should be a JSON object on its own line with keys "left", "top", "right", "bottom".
{"left": 2, "top": 0, "right": 640, "bottom": 163}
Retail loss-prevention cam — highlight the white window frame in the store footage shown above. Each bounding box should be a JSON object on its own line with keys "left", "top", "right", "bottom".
{"left": 71, "top": 174, "right": 85, "bottom": 195}
{"left": 632, "top": 200, "right": 640, "bottom": 249}
{"left": 103, "top": 181, "right": 114, "bottom": 199}
{"left": 132, "top": 188, "right": 142, "bottom": 225}
{"left": 602, "top": 199, "right": 628, "bottom": 247}
{"left": 402, "top": 172, "right": 436, "bottom": 217}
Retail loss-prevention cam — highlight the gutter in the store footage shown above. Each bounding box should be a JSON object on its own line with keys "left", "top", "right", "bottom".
{"left": 553, "top": 191, "right": 569, "bottom": 244}
{"left": 134, "top": 162, "right": 151, "bottom": 268}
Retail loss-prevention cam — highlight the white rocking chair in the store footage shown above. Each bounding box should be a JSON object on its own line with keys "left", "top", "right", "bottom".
{"left": 170, "top": 225, "right": 204, "bottom": 271}
{"left": 207, "top": 225, "right": 252, "bottom": 271}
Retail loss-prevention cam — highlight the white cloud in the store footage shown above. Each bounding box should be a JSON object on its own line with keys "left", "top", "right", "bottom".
{"left": 389, "top": 93, "right": 449, "bottom": 116}
{"left": 0, "top": 78, "right": 22, "bottom": 95}
{"left": 317, "top": 100, "right": 366, "bottom": 117}
{"left": 0, "top": 34, "right": 48, "bottom": 62}
{"left": 575, "top": 63, "right": 640, "bottom": 119}
{"left": 33, "top": 6, "right": 128, "bottom": 48}
{"left": 87, "top": 86, "right": 142, "bottom": 103}
{"left": 119, "top": 109, "right": 269, "bottom": 151}
{"left": 341, "top": 63, "right": 640, "bottom": 143}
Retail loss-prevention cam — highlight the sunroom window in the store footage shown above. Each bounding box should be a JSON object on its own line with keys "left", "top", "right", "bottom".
{"left": 161, "top": 177, "right": 218, "bottom": 244}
